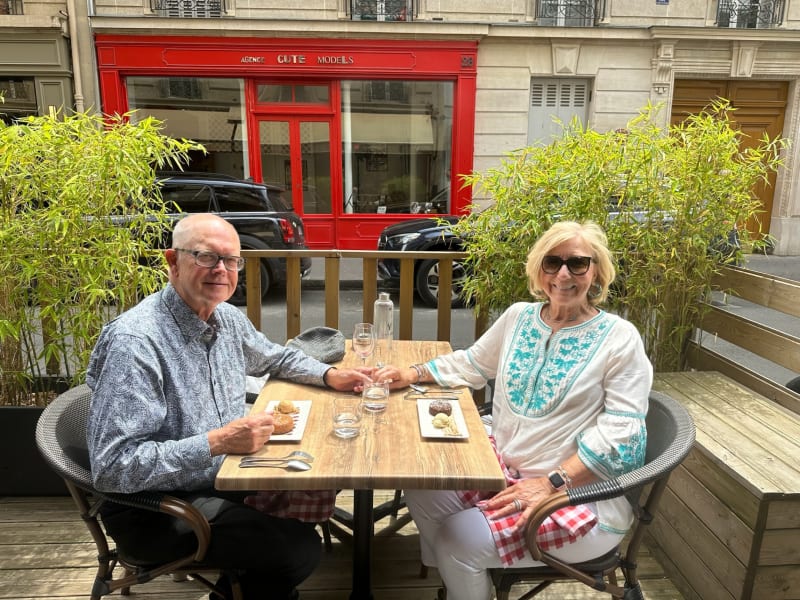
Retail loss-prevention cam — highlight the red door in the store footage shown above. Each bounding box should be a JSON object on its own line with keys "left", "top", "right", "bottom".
{"left": 256, "top": 116, "right": 338, "bottom": 247}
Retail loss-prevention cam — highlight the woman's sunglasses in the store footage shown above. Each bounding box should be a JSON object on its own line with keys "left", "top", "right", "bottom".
{"left": 541, "top": 255, "right": 593, "bottom": 275}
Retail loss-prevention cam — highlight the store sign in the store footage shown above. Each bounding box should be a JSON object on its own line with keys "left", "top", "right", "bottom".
{"left": 152, "top": 46, "right": 461, "bottom": 73}
{"left": 241, "top": 54, "right": 356, "bottom": 66}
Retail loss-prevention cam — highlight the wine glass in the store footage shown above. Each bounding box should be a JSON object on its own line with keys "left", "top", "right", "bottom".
{"left": 352, "top": 322, "right": 375, "bottom": 365}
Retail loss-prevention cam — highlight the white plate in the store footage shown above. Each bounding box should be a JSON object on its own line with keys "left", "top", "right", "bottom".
{"left": 417, "top": 399, "right": 469, "bottom": 439}
{"left": 264, "top": 400, "right": 311, "bottom": 441}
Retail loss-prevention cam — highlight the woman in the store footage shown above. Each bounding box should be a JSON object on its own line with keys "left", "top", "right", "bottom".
{"left": 374, "top": 221, "right": 652, "bottom": 600}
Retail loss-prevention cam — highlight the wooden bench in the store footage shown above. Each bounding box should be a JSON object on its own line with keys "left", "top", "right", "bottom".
{"left": 645, "top": 266, "right": 800, "bottom": 600}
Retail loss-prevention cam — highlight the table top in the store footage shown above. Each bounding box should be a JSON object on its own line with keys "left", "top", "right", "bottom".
{"left": 215, "top": 339, "right": 507, "bottom": 493}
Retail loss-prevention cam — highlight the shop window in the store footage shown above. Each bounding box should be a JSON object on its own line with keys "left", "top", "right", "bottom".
{"left": 0, "top": 0, "right": 24, "bottom": 15}
{"left": 528, "top": 78, "right": 589, "bottom": 146}
{"left": 341, "top": 80, "right": 452, "bottom": 215}
{"left": 158, "top": 78, "right": 203, "bottom": 100}
{"left": 351, "top": 0, "right": 412, "bottom": 21}
{"left": 150, "top": 0, "right": 226, "bottom": 17}
{"left": 0, "top": 78, "right": 37, "bottom": 122}
{"left": 367, "top": 81, "right": 409, "bottom": 103}
{"left": 256, "top": 84, "right": 330, "bottom": 104}
{"left": 716, "top": 0, "right": 784, "bottom": 28}
{"left": 535, "top": 0, "right": 604, "bottom": 26}
{"left": 127, "top": 77, "right": 248, "bottom": 178}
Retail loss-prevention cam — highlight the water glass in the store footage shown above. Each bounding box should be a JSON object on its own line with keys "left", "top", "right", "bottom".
{"left": 352, "top": 322, "right": 375, "bottom": 365}
{"left": 362, "top": 380, "right": 390, "bottom": 412}
{"left": 333, "top": 396, "right": 363, "bottom": 438}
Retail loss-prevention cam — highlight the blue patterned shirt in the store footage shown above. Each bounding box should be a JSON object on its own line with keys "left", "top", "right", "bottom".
{"left": 86, "top": 284, "right": 329, "bottom": 493}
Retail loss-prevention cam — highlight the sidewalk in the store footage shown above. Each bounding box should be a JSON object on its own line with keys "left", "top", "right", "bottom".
{"left": 744, "top": 252, "right": 799, "bottom": 281}
{"left": 305, "top": 257, "right": 377, "bottom": 289}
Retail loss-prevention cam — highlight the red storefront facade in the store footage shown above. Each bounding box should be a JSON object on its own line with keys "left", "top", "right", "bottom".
{"left": 95, "top": 35, "right": 478, "bottom": 250}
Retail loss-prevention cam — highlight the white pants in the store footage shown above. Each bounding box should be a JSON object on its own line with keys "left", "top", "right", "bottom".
{"left": 404, "top": 489, "right": 625, "bottom": 600}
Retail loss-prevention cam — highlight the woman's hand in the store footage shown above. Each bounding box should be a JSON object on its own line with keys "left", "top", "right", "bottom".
{"left": 478, "top": 477, "right": 553, "bottom": 531}
{"left": 372, "top": 364, "right": 417, "bottom": 390}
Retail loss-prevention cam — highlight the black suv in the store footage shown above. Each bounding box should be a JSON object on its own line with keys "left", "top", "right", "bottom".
{"left": 377, "top": 216, "right": 468, "bottom": 308}
{"left": 157, "top": 173, "right": 311, "bottom": 305}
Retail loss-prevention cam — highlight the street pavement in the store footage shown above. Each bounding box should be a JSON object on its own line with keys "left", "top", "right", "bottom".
{"left": 256, "top": 253, "right": 798, "bottom": 387}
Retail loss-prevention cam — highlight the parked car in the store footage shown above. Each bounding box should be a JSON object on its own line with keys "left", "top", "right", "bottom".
{"left": 156, "top": 173, "right": 312, "bottom": 305}
{"left": 377, "top": 216, "right": 468, "bottom": 308}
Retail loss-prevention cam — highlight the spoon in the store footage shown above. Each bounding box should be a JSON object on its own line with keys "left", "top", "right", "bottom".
{"left": 238, "top": 459, "right": 311, "bottom": 471}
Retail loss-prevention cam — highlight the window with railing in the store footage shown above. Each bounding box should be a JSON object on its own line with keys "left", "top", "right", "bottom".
{"left": 0, "top": 0, "right": 24, "bottom": 14}
{"left": 150, "top": 0, "right": 226, "bottom": 17}
{"left": 350, "top": 0, "right": 413, "bottom": 21}
{"left": 716, "top": 0, "right": 784, "bottom": 28}
{"left": 535, "top": 0, "right": 605, "bottom": 26}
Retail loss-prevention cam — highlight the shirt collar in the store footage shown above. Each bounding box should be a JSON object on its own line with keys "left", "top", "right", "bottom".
{"left": 160, "top": 284, "right": 218, "bottom": 344}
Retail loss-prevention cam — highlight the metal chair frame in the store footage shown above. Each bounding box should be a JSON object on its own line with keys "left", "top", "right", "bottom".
{"left": 487, "top": 390, "right": 696, "bottom": 600}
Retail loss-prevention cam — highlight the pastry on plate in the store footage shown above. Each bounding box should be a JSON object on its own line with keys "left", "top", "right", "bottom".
{"left": 275, "top": 399, "right": 299, "bottom": 414}
{"left": 428, "top": 400, "right": 452, "bottom": 416}
{"left": 272, "top": 412, "right": 295, "bottom": 435}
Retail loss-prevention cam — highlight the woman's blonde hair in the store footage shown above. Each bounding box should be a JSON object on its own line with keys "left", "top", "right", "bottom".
{"left": 525, "top": 221, "right": 615, "bottom": 306}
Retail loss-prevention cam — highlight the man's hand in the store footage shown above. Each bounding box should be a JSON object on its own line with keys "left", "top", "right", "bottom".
{"left": 208, "top": 412, "right": 274, "bottom": 456}
{"left": 324, "top": 367, "right": 374, "bottom": 392}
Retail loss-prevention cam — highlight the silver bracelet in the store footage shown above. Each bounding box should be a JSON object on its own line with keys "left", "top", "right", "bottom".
{"left": 557, "top": 465, "right": 573, "bottom": 488}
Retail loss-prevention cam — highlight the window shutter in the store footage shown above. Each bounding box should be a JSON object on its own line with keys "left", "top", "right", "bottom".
{"left": 528, "top": 78, "right": 589, "bottom": 146}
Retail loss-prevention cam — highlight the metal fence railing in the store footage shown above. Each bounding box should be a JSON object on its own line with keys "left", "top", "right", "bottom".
{"left": 535, "top": 0, "right": 606, "bottom": 26}
{"left": 716, "top": 0, "right": 784, "bottom": 28}
{"left": 149, "top": 0, "right": 227, "bottom": 17}
{"left": 350, "top": 0, "right": 413, "bottom": 21}
{"left": 0, "top": 0, "right": 24, "bottom": 14}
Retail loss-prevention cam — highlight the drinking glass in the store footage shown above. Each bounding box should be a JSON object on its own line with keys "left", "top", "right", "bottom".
{"left": 362, "top": 379, "right": 390, "bottom": 412}
{"left": 352, "top": 322, "right": 375, "bottom": 365}
{"left": 333, "top": 396, "right": 363, "bottom": 438}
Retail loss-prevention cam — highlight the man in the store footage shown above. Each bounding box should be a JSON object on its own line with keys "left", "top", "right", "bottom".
{"left": 86, "top": 213, "right": 371, "bottom": 599}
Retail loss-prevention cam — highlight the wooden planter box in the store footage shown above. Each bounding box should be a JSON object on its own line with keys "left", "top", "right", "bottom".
{"left": 0, "top": 405, "right": 67, "bottom": 495}
{"left": 0, "top": 378, "right": 71, "bottom": 496}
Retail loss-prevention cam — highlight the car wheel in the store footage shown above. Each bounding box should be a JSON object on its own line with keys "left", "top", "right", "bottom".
{"left": 415, "top": 258, "right": 468, "bottom": 309}
{"left": 229, "top": 240, "right": 271, "bottom": 306}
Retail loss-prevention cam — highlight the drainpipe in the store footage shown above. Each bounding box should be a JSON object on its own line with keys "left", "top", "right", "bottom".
{"left": 65, "top": 0, "right": 85, "bottom": 112}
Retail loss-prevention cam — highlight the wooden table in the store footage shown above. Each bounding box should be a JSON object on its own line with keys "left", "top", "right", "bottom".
{"left": 216, "top": 339, "right": 506, "bottom": 600}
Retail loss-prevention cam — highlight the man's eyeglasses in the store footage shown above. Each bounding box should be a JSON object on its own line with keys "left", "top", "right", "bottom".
{"left": 541, "top": 255, "right": 593, "bottom": 275}
{"left": 175, "top": 248, "right": 245, "bottom": 272}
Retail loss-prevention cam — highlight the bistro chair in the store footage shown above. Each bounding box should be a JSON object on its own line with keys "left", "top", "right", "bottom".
{"left": 483, "top": 390, "right": 695, "bottom": 600}
{"left": 35, "top": 384, "right": 243, "bottom": 600}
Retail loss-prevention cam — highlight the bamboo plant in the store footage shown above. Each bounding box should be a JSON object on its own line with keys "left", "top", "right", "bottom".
{"left": 455, "top": 100, "right": 786, "bottom": 372}
{"left": 0, "top": 110, "right": 203, "bottom": 405}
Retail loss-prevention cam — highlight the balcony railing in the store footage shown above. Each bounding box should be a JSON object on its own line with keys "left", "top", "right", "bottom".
{"left": 150, "top": 0, "right": 226, "bottom": 17}
{"left": 0, "top": 0, "right": 23, "bottom": 15}
{"left": 350, "top": 0, "right": 413, "bottom": 21}
{"left": 535, "top": 0, "right": 605, "bottom": 26}
{"left": 716, "top": 0, "right": 784, "bottom": 28}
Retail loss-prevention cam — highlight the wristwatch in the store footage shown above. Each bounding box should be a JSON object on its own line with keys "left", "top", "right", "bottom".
{"left": 547, "top": 470, "right": 567, "bottom": 491}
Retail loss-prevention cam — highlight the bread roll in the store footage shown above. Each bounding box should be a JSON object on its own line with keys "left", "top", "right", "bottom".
{"left": 272, "top": 412, "right": 295, "bottom": 435}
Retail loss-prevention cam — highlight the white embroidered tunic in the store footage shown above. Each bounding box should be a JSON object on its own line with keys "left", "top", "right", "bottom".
{"left": 427, "top": 302, "right": 652, "bottom": 535}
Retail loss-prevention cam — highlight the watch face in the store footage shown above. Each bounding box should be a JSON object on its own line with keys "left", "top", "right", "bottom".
{"left": 548, "top": 471, "right": 566, "bottom": 489}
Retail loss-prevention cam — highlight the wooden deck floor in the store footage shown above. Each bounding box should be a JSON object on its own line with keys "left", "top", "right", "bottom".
{"left": 0, "top": 492, "right": 685, "bottom": 600}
